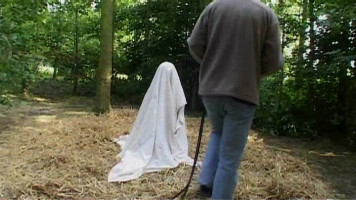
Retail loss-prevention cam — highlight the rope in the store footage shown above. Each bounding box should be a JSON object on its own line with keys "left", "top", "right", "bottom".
{"left": 170, "top": 111, "right": 206, "bottom": 199}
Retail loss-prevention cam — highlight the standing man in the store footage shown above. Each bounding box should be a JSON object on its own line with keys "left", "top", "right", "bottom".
{"left": 188, "top": 0, "right": 284, "bottom": 199}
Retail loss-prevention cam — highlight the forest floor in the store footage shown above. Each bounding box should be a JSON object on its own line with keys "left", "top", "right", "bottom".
{"left": 0, "top": 94, "right": 355, "bottom": 199}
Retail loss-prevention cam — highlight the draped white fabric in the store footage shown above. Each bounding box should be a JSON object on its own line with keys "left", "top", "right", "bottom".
{"left": 108, "top": 62, "right": 193, "bottom": 182}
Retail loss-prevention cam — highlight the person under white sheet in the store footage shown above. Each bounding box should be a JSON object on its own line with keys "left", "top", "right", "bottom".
{"left": 108, "top": 62, "right": 193, "bottom": 182}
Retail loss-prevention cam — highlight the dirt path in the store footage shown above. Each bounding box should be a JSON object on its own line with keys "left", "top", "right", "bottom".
{"left": 263, "top": 135, "right": 356, "bottom": 198}
{"left": 0, "top": 96, "right": 92, "bottom": 131}
{"left": 0, "top": 95, "right": 355, "bottom": 199}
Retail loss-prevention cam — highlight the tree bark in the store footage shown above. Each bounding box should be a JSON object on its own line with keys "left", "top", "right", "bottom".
{"left": 294, "top": 0, "right": 308, "bottom": 86}
{"left": 73, "top": 7, "right": 80, "bottom": 94}
{"left": 111, "top": 0, "right": 117, "bottom": 94}
{"left": 53, "top": 65, "right": 58, "bottom": 79}
{"left": 308, "top": 0, "right": 316, "bottom": 65}
{"left": 53, "top": 2, "right": 63, "bottom": 80}
{"left": 275, "top": 0, "right": 285, "bottom": 90}
{"left": 308, "top": 0, "right": 316, "bottom": 93}
{"left": 297, "top": 0, "right": 308, "bottom": 67}
{"left": 308, "top": 0, "right": 321, "bottom": 134}
{"left": 94, "top": 0, "right": 114, "bottom": 114}
{"left": 278, "top": 0, "right": 286, "bottom": 51}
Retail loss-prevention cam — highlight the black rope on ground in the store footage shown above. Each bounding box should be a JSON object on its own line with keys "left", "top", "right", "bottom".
{"left": 170, "top": 111, "right": 206, "bottom": 199}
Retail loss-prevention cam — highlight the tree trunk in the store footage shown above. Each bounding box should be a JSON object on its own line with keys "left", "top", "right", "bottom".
{"left": 111, "top": 0, "right": 117, "bottom": 94}
{"left": 308, "top": 0, "right": 320, "bottom": 134}
{"left": 22, "top": 77, "right": 30, "bottom": 99}
{"left": 53, "top": 65, "right": 58, "bottom": 79}
{"left": 334, "top": 19, "right": 351, "bottom": 143}
{"left": 308, "top": 0, "right": 316, "bottom": 65}
{"left": 53, "top": 2, "right": 63, "bottom": 81}
{"left": 346, "top": 20, "right": 356, "bottom": 148}
{"left": 94, "top": 0, "right": 114, "bottom": 114}
{"left": 276, "top": 0, "right": 285, "bottom": 90}
{"left": 351, "top": 20, "right": 356, "bottom": 79}
{"left": 278, "top": 0, "right": 286, "bottom": 51}
{"left": 308, "top": 0, "right": 316, "bottom": 95}
{"left": 295, "top": 0, "right": 308, "bottom": 83}
{"left": 73, "top": 7, "right": 80, "bottom": 94}
{"left": 298, "top": 0, "right": 308, "bottom": 63}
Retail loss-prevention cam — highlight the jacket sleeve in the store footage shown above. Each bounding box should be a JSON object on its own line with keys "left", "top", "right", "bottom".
{"left": 261, "top": 19, "right": 284, "bottom": 77}
{"left": 187, "top": 7, "right": 209, "bottom": 64}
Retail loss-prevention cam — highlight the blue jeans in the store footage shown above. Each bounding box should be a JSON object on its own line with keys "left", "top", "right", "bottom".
{"left": 199, "top": 96, "right": 255, "bottom": 199}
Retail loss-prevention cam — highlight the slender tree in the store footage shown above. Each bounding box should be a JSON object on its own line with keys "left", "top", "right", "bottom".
{"left": 111, "top": 0, "right": 117, "bottom": 94}
{"left": 94, "top": 0, "right": 114, "bottom": 114}
{"left": 295, "top": 0, "right": 308, "bottom": 82}
{"left": 298, "top": 0, "right": 308, "bottom": 64}
{"left": 73, "top": 6, "right": 80, "bottom": 94}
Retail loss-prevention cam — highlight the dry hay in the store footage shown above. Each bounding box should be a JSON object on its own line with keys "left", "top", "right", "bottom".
{"left": 0, "top": 107, "right": 335, "bottom": 199}
{"left": 236, "top": 134, "right": 330, "bottom": 199}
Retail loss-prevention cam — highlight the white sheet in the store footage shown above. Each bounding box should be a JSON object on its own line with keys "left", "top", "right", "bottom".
{"left": 108, "top": 62, "right": 194, "bottom": 182}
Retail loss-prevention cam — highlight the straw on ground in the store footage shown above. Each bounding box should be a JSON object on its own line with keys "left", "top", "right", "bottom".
{"left": 0, "top": 96, "right": 355, "bottom": 199}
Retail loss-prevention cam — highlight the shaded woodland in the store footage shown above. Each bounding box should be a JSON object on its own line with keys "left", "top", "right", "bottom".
{"left": 1, "top": 0, "right": 355, "bottom": 145}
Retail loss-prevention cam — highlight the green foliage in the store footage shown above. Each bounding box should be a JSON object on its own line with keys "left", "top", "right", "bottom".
{"left": 255, "top": 71, "right": 316, "bottom": 137}
{"left": 254, "top": 0, "right": 356, "bottom": 147}
{"left": 0, "top": 0, "right": 355, "bottom": 147}
{"left": 0, "top": 0, "right": 48, "bottom": 103}
{"left": 113, "top": 0, "right": 203, "bottom": 106}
